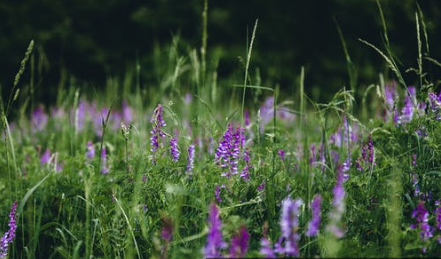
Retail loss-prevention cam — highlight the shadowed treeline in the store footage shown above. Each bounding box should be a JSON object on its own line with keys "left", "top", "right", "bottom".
{"left": 1, "top": 0, "right": 441, "bottom": 103}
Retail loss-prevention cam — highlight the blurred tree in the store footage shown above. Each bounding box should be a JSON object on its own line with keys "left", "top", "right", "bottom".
{"left": 0, "top": 0, "right": 440, "bottom": 104}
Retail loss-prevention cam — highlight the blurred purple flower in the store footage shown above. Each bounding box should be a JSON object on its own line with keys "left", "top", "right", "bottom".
{"left": 412, "top": 200, "right": 433, "bottom": 252}
{"left": 40, "top": 148, "right": 51, "bottom": 165}
{"left": 85, "top": 141, "right": 95, "bottom": 162}
{"left": 100, "top": 146, "right": 109, "bottom": 174}
{"left": 278, "top": 149, "right": 286, "bottom": 162}
{"left": 0, "top": 201, "right": 18, "bottom": 259}
{"left": 384, "top": 83, "right": 399, "bottom": 123}
{"left": 274, "top": 196, "right": 303, "bottom": 257}
{"left": 326, "top": 168, "right": 346, "bottom": 238}
{"left": 259, "top": 96, "right": 295, "bottom": 132}
{"left": 215, "top": 185, "right": 223, "bottom": 203}
{"left": 306, "top": 194, "right": 322, "bottom": 237}
{"left": 229, "top": 226, "right": 249, "bottom": 258}
{"left": 122, "top": 100, "right": 133, "bottom": 124}
{"left": 31, "top": 105, "right": 48, "bottom": 132}
{"left": 203, "top": 203, "right": 226, "bottom": 258}
{"left": 257, "top": 181, "right": 265, "bottom": 192}
{"left": 186, "top": 144, "right": 195, "bottom": 175}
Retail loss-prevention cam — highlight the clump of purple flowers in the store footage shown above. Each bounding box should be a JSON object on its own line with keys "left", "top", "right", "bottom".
{"left": 228, "top": 225, "right": 249, "bottom": 258}
{"left": 326, "top": 167, "right": 346, "bottom": 238}
{"left": 397, "top": 86, "right": 417, "bottom": 125}
{"left": 215, "top": 124, "right": 245, "bottom": 178}
{"left": 203, "top": 203, "right": 226, "bottom": 258}
{"left": 384, "top": 83, "right": 399, "bottom": 124}
{"left": 85, "top": 141, "right": 95, "bottom": 163}
{"left": 259, "top": 96, "right": 295, "bottom": 132}
{"left": 355, "top": 134, "right": 375, "bottom": 172}
{"left": 240, "top": 149, "right": 252, "bottom": 181}
{"left": 275, "top": 197, "right": 303, "bottom": 256}
{"left": 306, "top": 194, "right": 322, "bottom": 237}
{"left": 31, "top": 105, "right": 49, "bottom": 132}
{"left": 411, "top": 200, "right": 433, "bottom": 253}
{"left": 150, "top": 104, "right": 166, "bottom": 164}
{"left": 1, "top": 201, "right": 18, "bottom": 259}
{"left": 259, "top": 196, "right": 304, "bottom": 257}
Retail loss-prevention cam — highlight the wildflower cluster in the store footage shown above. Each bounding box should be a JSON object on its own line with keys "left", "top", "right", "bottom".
{"left": 215, "top": 124, "right": 245, "bottom": 178}
{"left": 1, "top": 201, "right": 18, "bottom": 259}
{"left": 355, "top": 134, "right": 375, "bottom": 172}
{"left": 150, "top": 104, "right": 166, "bottom": 164}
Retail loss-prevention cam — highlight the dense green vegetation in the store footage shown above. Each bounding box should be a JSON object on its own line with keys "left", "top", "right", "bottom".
{"left": 2, "top": 1, "right": 441, "bottom": 258}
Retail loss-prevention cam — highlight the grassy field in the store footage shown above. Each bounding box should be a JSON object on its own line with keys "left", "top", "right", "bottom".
{"left": 2, "top": 3, "right": 441, "bottom": 259}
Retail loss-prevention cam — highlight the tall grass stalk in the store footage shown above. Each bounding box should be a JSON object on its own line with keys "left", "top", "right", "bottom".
{"left": 241, "top": 19, "right": 258, "bottom": 127}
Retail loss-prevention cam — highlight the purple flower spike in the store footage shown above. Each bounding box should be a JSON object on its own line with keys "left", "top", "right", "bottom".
{"left": 326, "top": 168, "right": 346, "bottom": 238}
{"left": 278, "top": 149, "right": 286, "bottom": 162}
{"left": 122, "top": 100, "right": 133, "bottom": 124}
{"left": 170, "top": 137, "right": 180, "bottom": 162}
{"left": 32, "top": 105, "right": 49, "bottom": 132}
{"left": 306, "top": 194, "right": 322, "bottom": 237}
{"left": 41, "top": 148, "right": 51, "bottom": 165}
{"left": 85, "top": 141, "right": 95, "bottom": 162}
{"left": 204, "top": 203, "right": 226, "bottom": 258}
{"left": 0, "top": 201, "right": 18, "bottom": 259}
{"left": 100, "top": 146, "right": 109, "bottom": 174}
{"left": 229, "top": 226, "right": 249, "bottom": 258}
{"left": 412, "top": 201, "right": 433, "bottom": 243}
{"left": 186, "top": 144, "right": 195, "bottom": 175}
{"left": 275, "top": 196, "right": 303, "bottom": 257}
{"left": 215, "top": 185, "right": 223, "bottom": 203}
{"left": 150, "top": 104, "right": 166, "bottom": 164}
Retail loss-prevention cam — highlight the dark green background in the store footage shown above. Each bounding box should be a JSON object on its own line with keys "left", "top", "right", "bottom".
{"left": 1, "top": 0, "right": 441, "bottom": 103}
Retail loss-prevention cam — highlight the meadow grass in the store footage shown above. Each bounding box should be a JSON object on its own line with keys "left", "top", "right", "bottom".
{"left": 2, "top": 3, "right": 441, "bottom": 259}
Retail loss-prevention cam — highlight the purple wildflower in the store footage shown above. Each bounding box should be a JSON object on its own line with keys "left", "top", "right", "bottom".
{"left": 257, "top": 181, "right": 266, "bottom": 192}
{"left": 259, "top": 222, "right": 276, "bottom": 258}
{"left": 215, "top": 185, "right": 223, "bottom": 203}
{"left": 412, "top": 200, "right": 433, "bottom": 252}
{"left": 31, "top": 105, "right": 49, "bottom": 132}
{"left": 240, "top": 149, "right": 252, "bottom": 181}
{"left": 428, "top": 92, "right": 441, "bottom": 120}
{"left": 384, "top": 83, "right": 399, "bottom": 123}
{"left": 159, "top": 215, "right": 173, "bottom": 259}
{"left": 186, "top": 144, "right": 195, "bottom": 176}
{"left": 278, "top": 149, "right": 286, "bottom": 162}
{"left": 100, "top": 146, "right": 109, "bottom": 174}
{"left": 275, "top": 197, "right": 303, "bottom": 257}
{"left": 398, "top": 86, "right": 416, "bottom": 125}
{"left": 215, "top": 124, "right": 244, "bottom": 178}
{"left": 435, "top": 200, "right": 441, "bottom": 231}
{"left": 121, "top": 100, "right": 133, "bottom": 124}
{"left": 204, "top": 203, "right": 226, "bottom": 258}
{"left": 244, "top": 109, "right": 251, "bottom": 128}
{"left": 229, "top": 226, "right": 249, "bottom": 258}
{"left": 259, "top": 96, "right": 295, "bottom": 132}
{"left": 150, "top": 104, "right": 166, "bottom": 164}
{"left": 326, "top": 168, "right": 346, "bottom": 238}
{"left": 40, "top": 148, "right": 51, "bottom": 165}
{"left": 306, "top": 194, "right": 322, "bottom": 237}
{"left": 355, "top": 134, "right": 375, "bottom": 172}
{"left": 85, "top": 141, "right": 95, "bottom": 161}
{"left": 169, "top": 137, "right": 180, "bottom": 162}
{"left": 0, "top": 201, "right": 18, "bottom": 259}
{"left": 75, "top": 100, "right": 86, "bottom": 133}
